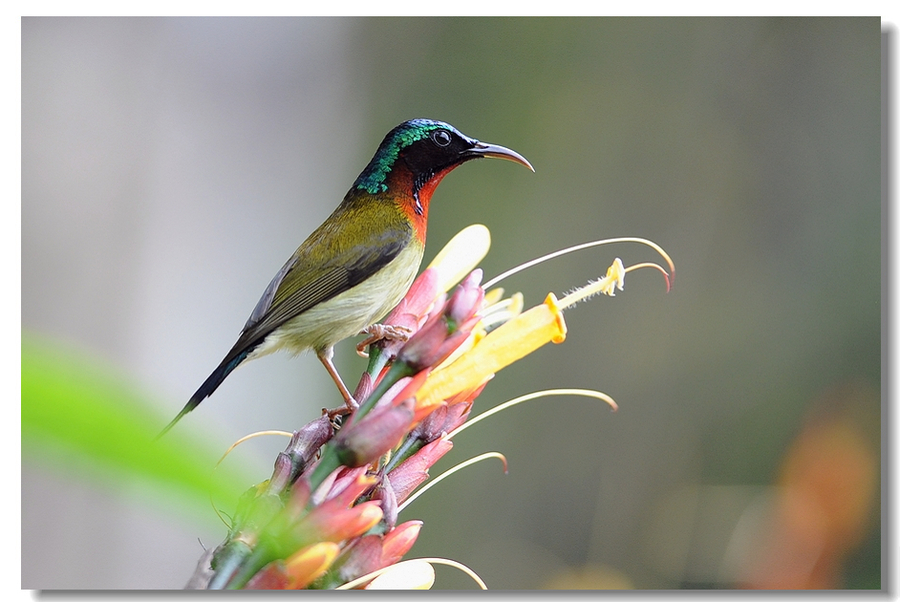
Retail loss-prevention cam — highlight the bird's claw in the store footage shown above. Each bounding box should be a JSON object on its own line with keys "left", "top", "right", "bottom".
{"left": 323, "top": 396, "right": 358, "bottom": 430}
{"left": 323, "top": 406, "right": 348, "bottom": 430}
{"left": 356, "top": 324, "right": 413, "bottom": 357}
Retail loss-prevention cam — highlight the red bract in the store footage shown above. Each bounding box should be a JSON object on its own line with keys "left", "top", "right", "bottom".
{"left": 331, "top": 535, "right": 384, "bottom": 586}
{"left": 411, "top": 399, "right": 474, "bottom": 443}
{"left": 378, "top": 268, "right": 442, "bottom": 357}
{"left": 296, "top": 500, "right": 383, "bottom": 543}
{"left": 370, "top": 474, "right": 399, "bottom": 529}
{"left": 291, "top": 471, "right": 382, "bottom": 543}
{"left": 380, "top": 521, "right": 423, "bottom": 565}
{"left": 384, "top": 370, "right": 432, "bottom": 410}
{"left": 444, "top": 269, "right": 485, "bottom": 326}
{"left": 321, "top": 467, "right": 372, "bottom": 505}
{"left": 334, "top": 399, "right": 415, "bottom": 467}
{"left": 387, "top": 437, "right": 454, "bottom": 503}
{"left": 327, "top": 520, "right": 424, "bottom": 588}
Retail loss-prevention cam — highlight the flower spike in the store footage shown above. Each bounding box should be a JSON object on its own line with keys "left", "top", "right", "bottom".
{"left": 189, "top": 224, "right": 674, "bottom": 590}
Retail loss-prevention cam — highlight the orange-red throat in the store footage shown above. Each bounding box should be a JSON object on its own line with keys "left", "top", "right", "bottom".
{"left": 386, "top": 163, "right": 458, "bottom": 247}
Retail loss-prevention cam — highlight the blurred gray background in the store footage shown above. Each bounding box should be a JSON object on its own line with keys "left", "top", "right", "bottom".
{"left": 22, "top": 17, "right": 881, "bottom": 589}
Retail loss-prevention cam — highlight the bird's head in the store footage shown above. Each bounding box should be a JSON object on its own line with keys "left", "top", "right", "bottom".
{"left": 353, "top": 119, "right": 533, "bottom": 217}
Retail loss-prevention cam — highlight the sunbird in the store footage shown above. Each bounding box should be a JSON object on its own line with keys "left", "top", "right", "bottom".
{"left": 159, "top": 119, "right": 532, "bottom": 436}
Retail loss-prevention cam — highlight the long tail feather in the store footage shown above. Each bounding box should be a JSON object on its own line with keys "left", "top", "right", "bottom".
{"left": 155, "top": 350, "right": 250, "bottom": 439}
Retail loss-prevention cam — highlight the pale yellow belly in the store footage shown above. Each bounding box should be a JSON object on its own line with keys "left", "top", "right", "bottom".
{"left": 249, "top": 241, "right": 424, "bottom": 358}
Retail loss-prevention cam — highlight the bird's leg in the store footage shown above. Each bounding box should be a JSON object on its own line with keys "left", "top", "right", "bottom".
{"left": 316, "top": 347, "right": 358, "bottom": 414}
{"left": 356, "top": 323, "right": 413, "bottom": 357}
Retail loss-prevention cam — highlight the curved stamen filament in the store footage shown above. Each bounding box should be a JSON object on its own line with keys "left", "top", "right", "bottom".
{"left": 625, "top": 261, "right": 673, "bottom": 291}
{"left": 483, "top": 236, "right": 675, "bottom": 290}
{"left": 449, "top": 388, "right": 618, "bottom": 441}
{"left": 398, "top": 451, "right": 508, "bottom": 513}
{"left": 216, "top": 430, "right": 294, "bottom": 467}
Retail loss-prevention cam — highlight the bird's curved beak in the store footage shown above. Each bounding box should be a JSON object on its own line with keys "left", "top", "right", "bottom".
{"left": 469, "top": 141, "right": 535, "bottom": 172}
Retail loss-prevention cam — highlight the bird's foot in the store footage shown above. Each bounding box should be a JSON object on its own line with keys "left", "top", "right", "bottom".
{"left": 323, "top": 396, "right": 359, "bottom": 430}
{"left": 323, "top": 406, "right": 349, "bottom": 430}
{"left": 356, "top": 324, "right": 413, "bottom": 357}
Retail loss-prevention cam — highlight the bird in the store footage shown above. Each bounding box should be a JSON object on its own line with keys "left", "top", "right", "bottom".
{"left": 158, "top": 118, "right": 533, "bottom": 437}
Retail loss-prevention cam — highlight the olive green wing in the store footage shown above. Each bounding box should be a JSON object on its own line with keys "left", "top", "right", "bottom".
{"left": 233, "top": 209, "right": 412, "bottom": 357}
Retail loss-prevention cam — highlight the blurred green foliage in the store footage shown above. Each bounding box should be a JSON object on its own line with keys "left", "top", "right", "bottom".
{"left": 22, "top": 333, "right": 255, "bottom": 519}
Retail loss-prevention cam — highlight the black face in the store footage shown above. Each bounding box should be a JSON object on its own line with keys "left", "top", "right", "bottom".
{"left": 353, "top": 119, "right": 532, "bottom": 197}
{"left": 400, "top": 126, "right": 482, "bottom": 180}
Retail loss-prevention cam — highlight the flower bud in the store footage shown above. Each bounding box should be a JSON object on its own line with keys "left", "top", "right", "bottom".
{"left": 333, "top": 399, "right": 415, "bottom": 467}
{"left": 352, "top": 371, "right": 374, "bottom": 403}
{"left": 297, "top": 500, "right": 383, "bottom": 543}
{"left": 444, "top": 269, "right": 484, "bottom": 327}
{"left": 395, "top": 305, "right": 449, "bottom": 371}
{"left": 408, "top": 400, "right": 471, "bottom": 443}
{"left": 380, "top": 521, "right": 423, "bottom": 566}
{"left": 282, "top": 478, "right": 311, "bottom": 522}
{"left": 370, "top": 475, "right": 399, "bottom": 530}
{"left": 288, "top": 415, "right": 334, "bottom": 466}
{"left": 327, "top": 519, "right": 424, "bottom": 587}
{"left": 387, "top": 437, "right": 454, "bottom": 503}
{"left": 397, "top": 313, "right": 479, "bottom": 375}
{"left": 332, "top": 535, "right": 384, "bottom": 585}
{"left": 265, "top": 452, "right": 294, "bottom": 495}
{"left": 323, "top": 467, "right": 372, "bottom": 504}
{"left": 409, "top": 403, "right": 449, "bottom": 442}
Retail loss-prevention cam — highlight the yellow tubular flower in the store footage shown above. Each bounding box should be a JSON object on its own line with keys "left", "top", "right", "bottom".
{"left": 414, "top": 293, "right": 567, "bottom": 411}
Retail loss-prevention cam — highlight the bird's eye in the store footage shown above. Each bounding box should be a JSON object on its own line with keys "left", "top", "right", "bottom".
{"left": 432, "top": 129, "right": 452, "bottom": 147}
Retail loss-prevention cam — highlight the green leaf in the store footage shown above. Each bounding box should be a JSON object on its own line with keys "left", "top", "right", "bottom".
{"left": 22, "top": 332, "right": 256, "bottom": 519}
